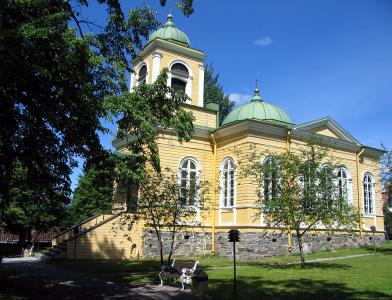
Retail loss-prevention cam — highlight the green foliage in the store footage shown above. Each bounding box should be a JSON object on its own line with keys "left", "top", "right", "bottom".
{"left": 381, "top": 146, "right": 392, "bottom": 237}
{"left": 3, "top": 161, "right": 68, "bottom": 234}
{"left": 204, "top": 64, "right": 235, "bottom": 124}
{"left": 383, "top": 204, "right": 392, "bottom": 238}
{"left": 239, "top": 139, "right": 360, "bottom": 266}
{"left": 0, "top": 0, "right": 195, "bottom": 230}
{"left": 381, "top": 146, "right": 392, "bottom": 194}
{"left": 68, "top": 152, "right": 117, "bottom": 225}
{"left": 116, "top": 168, "right": 209, "bottom": 266}
{"left": 107, "top": 69, "right": 195, "bottom": 174}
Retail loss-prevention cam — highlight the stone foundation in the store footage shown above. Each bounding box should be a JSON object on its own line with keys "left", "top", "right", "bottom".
{"left": 142, "top": 228, "right": 385, "bottom": 260}
{"left": 216, "top": 231, "right": 385, "bottom": 260}
{"left": 142, "top": 229, "right": 212, "bottom": 257}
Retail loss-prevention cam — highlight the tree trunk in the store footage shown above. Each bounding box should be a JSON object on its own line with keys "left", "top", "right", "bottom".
{"left": 154, "top": 229, "right": 164, "bottom": 267}
{"left": 159, "top": 238, "right": 164, "bottom": 267}
{"left": 296, "top": 230, "right": 306, "bottom": 267}
{"left": 167, "top": 226, "right": 176, "bottom": 266}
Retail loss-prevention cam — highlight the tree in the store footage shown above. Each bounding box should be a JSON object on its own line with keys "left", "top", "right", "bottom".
{"left": 240, "top": 140, "right": 360, "bottom": 266}
{"left": 68, "top": 153, "right": 117, "bottom": 225}
{"left": 0, "top": 0, "right": 195, "bottom": 228}
{"left": 3, "top": 161, "right": 68, "bottom": 241}
{"left": 204, "top": 64, "right": 235, "bottom": 124}
{"left": 381, "top": 146, "right": 392, "bottom": 238}
{"left": 122, "top": 168, "right": 209, "bottom": 267}
{"left": 107, "top": 69, "right": 195, "bottom": 175}
{"left": 381, "top": 146, "right": 392, "bottom": 195}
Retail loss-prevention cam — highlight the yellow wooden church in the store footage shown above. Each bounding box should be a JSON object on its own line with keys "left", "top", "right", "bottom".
{"left": 51, "top": 14, "right": 385, "bottom": 260}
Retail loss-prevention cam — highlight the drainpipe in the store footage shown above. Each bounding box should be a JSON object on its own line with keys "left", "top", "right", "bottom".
{"left": 211, "top": 133, "right": 217, "bottom": 255}
{"left": 286, "top": 129, "right": 291, "bottom": 152}
{"left": 286, "top": 129, "right": 292, "bottom": 253}
{"left": 356, "top": 147, "right": 365, "bottom": 237}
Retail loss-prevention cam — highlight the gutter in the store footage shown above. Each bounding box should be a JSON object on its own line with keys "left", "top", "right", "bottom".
{"left": 356, "top": 147, "right": 365, "bottom": 236}
{"left": 210, "top": 133, "right": 217, "bottom": 255}
{"left": 286, "top": 129, "right": 292, "bottom": 253}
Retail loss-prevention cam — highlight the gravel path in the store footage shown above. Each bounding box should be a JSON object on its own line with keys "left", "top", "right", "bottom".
{"left": 0, "top": 258, "right": 196, "bottom": 300}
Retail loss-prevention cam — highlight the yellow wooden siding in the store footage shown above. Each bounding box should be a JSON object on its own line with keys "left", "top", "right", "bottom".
{"left": 67, "top": 214, "right": 145, "bottom": 260}
{"left": 112, "top": 121, "right": 384, "bottom": 234}
{"left": 220, "top": 211, "right": 234, "bottom": 224}
{"left": 183, "top": 106, "right": 217, "bottom": 129}
{"left": 312, "top": 126, "right": 340, "bottom": 139}
{"left": 156, "top": 134, "right": 215, "bottom": 226}
{"left": 136, "top": 48, "right": 203, "bottom": 106}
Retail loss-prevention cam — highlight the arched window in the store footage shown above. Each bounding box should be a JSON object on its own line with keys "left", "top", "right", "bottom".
{"left": 221, "top": 158, "right": 235, "bottom": 207}
{"left": 363, "top": 173, "right": 374, "bottom": 214}
{"left": 337, "top": 168, "right": 349, "bottom": 200}
{"left": 179, "top": 158, "right": 199, "bottom": 206}
{"left": 263, "top": 157, "right": 278, "bottom": 203}
{"left": 171, "top": 63, "right": 189, "bottom": 93}
{"left": 138, "top": 65, "right": 147, "bottom": 85}
{"left": 319, "top": 164, "right": 334, "bottom": 208}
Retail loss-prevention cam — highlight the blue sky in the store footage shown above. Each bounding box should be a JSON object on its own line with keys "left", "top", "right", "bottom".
{"left": 71, "top": 0, "right": 392, "bottom": 190}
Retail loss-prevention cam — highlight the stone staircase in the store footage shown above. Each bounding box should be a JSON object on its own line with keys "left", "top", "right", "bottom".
{"left": 43, "top": 212, "right": 122, "bottom": 260}
{"left": 43, "top": 241, "right": 68, "bottom": 259}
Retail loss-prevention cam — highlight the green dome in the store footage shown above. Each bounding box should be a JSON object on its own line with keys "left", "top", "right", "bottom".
{"left": 148, "top": 14, "right": 190, "bottom": 47}
{"left": 222, "top": 88, "right": 293, "bottom": 126}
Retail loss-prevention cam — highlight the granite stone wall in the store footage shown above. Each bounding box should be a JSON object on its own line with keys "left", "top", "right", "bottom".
{"left": 142, "top": 228, "right": 385, "bottom": 260}
{"left": 216, "top": 231, "right": 385, "bottom": 260}
{"left": 142, "top": 229, "right": 212, "bottom": 257}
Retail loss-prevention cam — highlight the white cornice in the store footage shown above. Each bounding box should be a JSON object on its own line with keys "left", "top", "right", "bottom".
{"left": 362, "top": 146, "right": 385, "bottom": 158}
{"left": 133, "top": 39, "right": 205, "bottom": 65}
{"left": 112, "top": 126, "right": 212, "bottom": 151}
{"left": 294, "top": 117, "right": 360, "bottom": 145}
{"left": 215, "top": 120, "right": 288, "bottom": 141}
{"left": 291, "top": 128, "right": 361, "bottom": 152}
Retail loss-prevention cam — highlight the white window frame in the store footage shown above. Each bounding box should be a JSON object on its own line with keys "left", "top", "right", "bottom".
{"left": 363, "top": 172, "right": 375, "bottom": 215}
{"left": 136, "top": 62, "right": 148, "bottom": 86}
{"left": 262, "top": 157, "right": 279, "bottom": 204}
{"left": 219, "top": 157, "right": 236, "bottom": 209}
{"left": 337, "top": 167, "right": 353, "bottom": 205}
{"left": 178, "top": 157, "right": 201, "bottom": 209}
{"left": 168, "top": 60, "right": 192, "bottom": 102}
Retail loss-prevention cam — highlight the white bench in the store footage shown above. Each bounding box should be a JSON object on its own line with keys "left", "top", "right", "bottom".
{"left": 159, "top": 259, "right": 199, "bottom": 290}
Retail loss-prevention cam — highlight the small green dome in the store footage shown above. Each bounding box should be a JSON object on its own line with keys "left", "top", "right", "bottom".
{"left": 148, "top": 14, "right": 190, "bottom": 47}
{"left": 222, "top": 88, "right": 293, "bottom": 126}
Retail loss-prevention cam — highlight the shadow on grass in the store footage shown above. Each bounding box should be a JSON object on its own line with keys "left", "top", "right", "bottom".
{"left": 0, "top": 261, "right": 189, "bottom": 300}
{"left": 202, "top": 277, "right": 391, "bottom": 300}
{"left": 50, "top": 258, "right": 161, "bottom": 275}
{"left": 241, "top": 261, "right": 351, "bottom": 270}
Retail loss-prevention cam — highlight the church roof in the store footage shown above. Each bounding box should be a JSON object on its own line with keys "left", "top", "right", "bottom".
{"left": 221, "top": 88, "right": 293, "bottom": 126}
{"left": 148, "top": 14, "right": 190, "bottom": 47}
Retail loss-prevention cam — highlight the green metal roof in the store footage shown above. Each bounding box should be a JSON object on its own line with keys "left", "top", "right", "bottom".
{"left": 221, "top": 88, "right": 293, "bottom": 126}
{"left": 148, "top": 14, "right": 190, "bottom": 47}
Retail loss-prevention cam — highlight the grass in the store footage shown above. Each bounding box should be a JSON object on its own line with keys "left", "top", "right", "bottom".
{"left": 203, "top": 251, "right": 392, "bottom": 299}
{"left": 49, "top": 242, "right": 392, "bottom": 299}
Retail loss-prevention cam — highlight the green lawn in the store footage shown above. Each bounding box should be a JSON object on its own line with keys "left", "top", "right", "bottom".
{"left": 50, "top": 242, "right": 392, "bottom": 299}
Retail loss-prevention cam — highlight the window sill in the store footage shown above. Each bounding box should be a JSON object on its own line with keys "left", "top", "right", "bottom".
{"left": 363, "top": 213, "right": 376, "bottom": 217}
{"left": 219, "top": 207, "right": 236, "bottom": 211}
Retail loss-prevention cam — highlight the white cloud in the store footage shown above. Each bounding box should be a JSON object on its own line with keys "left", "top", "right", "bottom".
{"left": 229, "top": 93, "right": 253, "bottom": 106}
{"left": 253, "top": 37, "right": 272, "bottom": 47}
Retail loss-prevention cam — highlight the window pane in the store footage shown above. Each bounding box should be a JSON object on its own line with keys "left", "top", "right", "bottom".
{"left": 171, "top": 78, "right": 186, "bottom": 92}
{"left": 221, "top": 159, "right": 235, "bottom": 207}
{"left": 171, "top": 63, "right": 189, "bottom": 78}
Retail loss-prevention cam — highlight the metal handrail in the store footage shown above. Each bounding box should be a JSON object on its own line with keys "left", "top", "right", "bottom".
{"left": 51, "top": 213, "right": 104, "bottom": 240}
{"left": 67, "top": 212, "right": 124, "bottom": 241}
{"left": 33, "top": 230, "right": 59, "bottom": 242}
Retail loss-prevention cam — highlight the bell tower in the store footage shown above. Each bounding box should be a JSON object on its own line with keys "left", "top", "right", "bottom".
{"left": 130, "top": 14, "right": 206, "bottom": 107}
